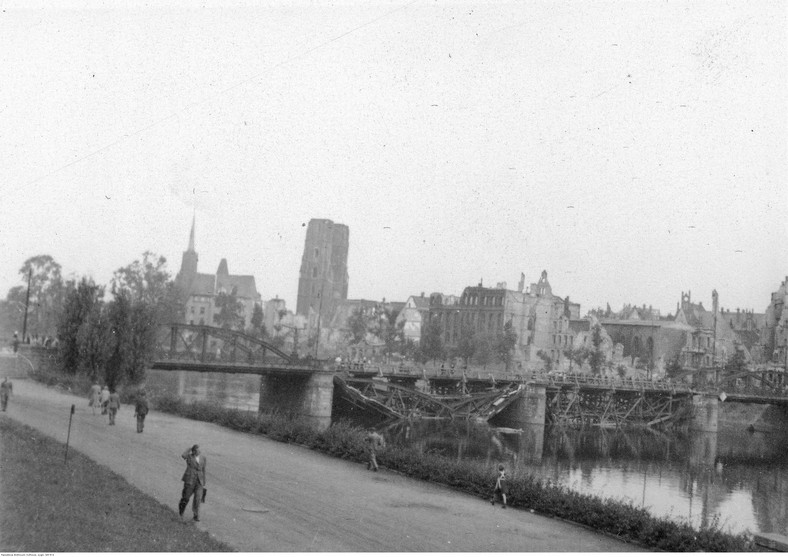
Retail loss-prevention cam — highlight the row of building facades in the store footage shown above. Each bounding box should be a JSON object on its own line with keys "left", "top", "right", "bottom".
{"left": 173, "top": 217, "right": 788, "bottom": 376}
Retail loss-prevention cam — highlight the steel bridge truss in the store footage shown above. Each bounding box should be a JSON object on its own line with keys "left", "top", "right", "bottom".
{"left": 345, "top": 378, "right": 456, "bottom": 419}
{"left": 545, "top": 385, "right": 694, "bottom": 428}
{"left": 155, "top": 323, "right": 293, "bottom": 366}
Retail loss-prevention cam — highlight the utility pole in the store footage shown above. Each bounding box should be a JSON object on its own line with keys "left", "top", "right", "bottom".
{"left": 21, "top": 269, "right": 32, "bottom": 342}
{"left": 314, "top": 286, "right": 324, "bottom": 359}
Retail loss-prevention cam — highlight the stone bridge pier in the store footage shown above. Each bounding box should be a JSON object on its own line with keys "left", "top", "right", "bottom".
{"left": 258, "top": 372, "right": 334, "bottom": 431}
{"left": 491, "top": 382, "right": 547, "bottom": 427}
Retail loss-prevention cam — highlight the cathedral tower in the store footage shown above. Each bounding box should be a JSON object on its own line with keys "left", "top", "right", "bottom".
{"left": 296, "top": 218, "right": 349, "bottom": 321}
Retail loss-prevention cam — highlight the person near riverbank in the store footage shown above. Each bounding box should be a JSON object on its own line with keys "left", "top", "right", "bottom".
{"left": 134, "top": 391, "right": 149, "bottom": 433}
{"left": 100, "top": 385, "right": 110, "bottom": 414}
{"left": 490, "top": 464, "right": 508, "bottom": 509}
{"left": 88, "top": 382, "right": 101, "bottom": 415}
{"left": 179, "top": 444, "right": 207, "bottom": 522}
{"left": 107, "top": 390, "right": 121, "bottom": 425}
{"left": 365, "top": 428, "right": 385, "bottom": 472}
{"left": 1, "top": 377, "right": 12, "bottom": 411}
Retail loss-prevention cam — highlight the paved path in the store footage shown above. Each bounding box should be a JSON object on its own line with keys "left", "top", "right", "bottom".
{"left": 3, "top": 380, "right": 641, "bottom": 552}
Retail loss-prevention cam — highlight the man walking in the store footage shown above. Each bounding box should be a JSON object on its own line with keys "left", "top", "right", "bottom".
{"left": 179, "top": 444, "right": 207, "bottom": 522}
{"left": 107, "top": 389, "right": 121, "bottom": 425}
{"left": 88, "top": 382, "right": 101, "bottom": 415}
{"left": 0, "top": 377, "right": 12, "bottom": 411}
{"left": 364, "top": 428, "right": 386, "bottom": 472}
{"left": 134, "top": 391, "right": 149, "bottom": 433}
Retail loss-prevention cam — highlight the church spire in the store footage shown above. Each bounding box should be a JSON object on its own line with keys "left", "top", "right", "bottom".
{"left": 188, "top": 212, "right": 196, "bottom": 252}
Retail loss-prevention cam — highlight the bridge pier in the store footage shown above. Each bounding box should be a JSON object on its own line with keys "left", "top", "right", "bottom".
{"left": 689, "top": 393, "right": 719, "bottom": 433}
{"left": 259, "top": 373, "right": 334, "bottom": 431}
{"left": 492, "top": 382, "right": 547, "bottom": 427}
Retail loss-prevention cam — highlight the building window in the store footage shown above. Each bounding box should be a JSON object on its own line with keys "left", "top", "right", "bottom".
{"left": 312, "top": 267, "right": 318, "bottom": 278}
{"left": 200, "top": 307, "right": 205, "bottom": 315}
{"left": 314, "top": 248, "right": 319, "bottom": 259}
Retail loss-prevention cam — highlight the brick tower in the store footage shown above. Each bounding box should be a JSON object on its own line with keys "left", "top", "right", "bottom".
{"left": 296, "top": 219, "right": 349, "bottom": 322}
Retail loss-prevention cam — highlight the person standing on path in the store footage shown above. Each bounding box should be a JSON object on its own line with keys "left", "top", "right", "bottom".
{"left": 364, "top": 428, "right": 385, "bottom": 472}
{"left": 134, "top": 391, "right": 149, "bottom": 433}
{"left": 99, "top": 385, "right": 110, "bottom": 415}
{"left": 179, "top": 444, "right": 207, "bottom": 522}
{"left": 490, "top": 463, "right": 508, "bottom": 509}
{"left": 0, "top": 377, "right": 12, "bottom": 411}
{"left": 88, "top": 382, "right": 101, "bottom": 415}
{"left": 107, "top": 390, "right": 121, "bottom": 425}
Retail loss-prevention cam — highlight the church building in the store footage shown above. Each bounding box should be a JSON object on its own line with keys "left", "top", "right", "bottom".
{"left": 174, "top": 217, "right": 262, "bottom": 329}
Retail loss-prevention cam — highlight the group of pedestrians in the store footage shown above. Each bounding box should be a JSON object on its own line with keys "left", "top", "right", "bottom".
{"left": 87, "top": 382, "right": 148, "bottom": 431}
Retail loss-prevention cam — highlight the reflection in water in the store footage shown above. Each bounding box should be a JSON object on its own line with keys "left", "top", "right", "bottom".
{"left": 381, "top": 419, "right": 788, "bottom": 536}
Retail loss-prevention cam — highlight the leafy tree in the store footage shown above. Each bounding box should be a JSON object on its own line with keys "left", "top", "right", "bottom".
{"left": 111, "top": 251, "right": 182, "bottom": 324}
{"left": 537, "top": 349, "right": 553, "bottom": 371}
{"left": 665, "top": 356, "right": 683, "bottom": 378}
{"left": 372, "top": 306, "right": 404, "bottom": 360}
{"left": 420, "top": 318, "right": 445, "bottom": 364}
{"left": 249, "top": 303, "right": 266, "bottom": 339}
{"left": 18, "top": 255, "right": 65, "bottom": 337}
{"left": 616, "top": 364, "right": 628, "bottom": 378}
{"left": 724, "top": 349, "right": 748, "bottom": 374}
{"left": 495, "top": 320, "right": 518, "bottom": 371}
{"left": 473, "top": 333, "right": 495, "bottom": 369}
{"left": 57, "top": 278, "right": 104, "bottom": 375}
{"left": 214, "top": 288, "right": 244, "bottom": 330}
{"left": 455, "top": 325, "right": 476, "bottom": 366}
{"left": 588, "top": 324, "right": 606, "bottom": 376}
{"left": 346, "top": 307, "right": 370, "bottom": 345}
{"left": 563, "top": 347, "right": 588, "bottom": 373}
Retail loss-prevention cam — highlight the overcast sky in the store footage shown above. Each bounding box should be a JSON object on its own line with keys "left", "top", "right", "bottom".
{"left": 2, "top": 0, "right": 785, "bottom": 316}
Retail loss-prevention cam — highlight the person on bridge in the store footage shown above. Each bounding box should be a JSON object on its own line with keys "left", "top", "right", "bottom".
{"left": 179, "top": 444, "right": 207, "bottom": 522}
{"left": 107, "top": 390, "right": 121, "bottom": 425}
{"left": 1, "top": 377, "right": 13, "bottom": 411}
{"left": 88, "top": 382, "right": 101, "bottom": 415}
{"left": 365, "top": 428, "right": 386, "bottom": 472}
{"left": 490, "top": 464, "right": 508, "bottom": 509}
{"left": 134, "top": 391, "right": 149, "bottom": 433}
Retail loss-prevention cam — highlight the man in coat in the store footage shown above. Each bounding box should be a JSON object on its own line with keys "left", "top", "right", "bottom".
{"left": 134, "top": 391, "right": 149, "bottom": 433}
{"left": 107, "top": 390, "right": 121, "bottom": 425}
{"left": 1, "top": 377, "right": 12, "bottom": 411}
{"left": 179, "top": 444, "right": 207, "bottom": 522}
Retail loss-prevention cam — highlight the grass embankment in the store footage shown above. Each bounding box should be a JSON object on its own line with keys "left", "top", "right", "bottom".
{"left": 0, "top": 416, "right": 232, "bottom": 553}
{"left": 29, "top": 369, "right": 755, "bottom": 551}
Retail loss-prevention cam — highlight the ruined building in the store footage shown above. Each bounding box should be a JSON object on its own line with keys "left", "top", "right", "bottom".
{"left": 427, "top": 271, "right": 581, "bottom": 368}
{"left": 762, "top": 276, "right": 788, "bottom": 366}
{"left": 175, "top": 217, "right": 262, "bottom": 329}
{"left": 296, "top": 218, "right": 349, "bottom": 326}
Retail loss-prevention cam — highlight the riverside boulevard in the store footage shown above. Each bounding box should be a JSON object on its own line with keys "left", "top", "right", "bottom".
{"left": 3, "top": 380, "right": 641, "bottom": 552}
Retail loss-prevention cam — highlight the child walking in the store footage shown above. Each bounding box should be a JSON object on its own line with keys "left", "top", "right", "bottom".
{"left": 490, "top": 463, "right": 508, "bottom": 509}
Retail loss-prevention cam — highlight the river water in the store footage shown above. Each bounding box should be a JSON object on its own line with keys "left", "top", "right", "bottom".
{"left": 146, "top": 369, "right": 788, "bottom": 536}
{"left": 377, "top": 419, "right": 788, "bottom": 537}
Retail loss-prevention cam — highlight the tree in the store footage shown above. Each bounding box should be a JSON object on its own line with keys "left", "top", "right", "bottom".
{"left": 57, "top": 278, "right": 104, "bottom": 375}
{"left": 249, "top": 303, "right": 266, "bottom": 339}
{"left": 495, "top": 320, "right": 518, "bottom": 371}
{"left": 473, "top": 333, "right": 495, "bottom": 369}
{"left": 18, "top": 255, "right": 65, "bottom": 338}
{"left": 420, "top": 318, "right": 445, "bottom": 364}
{"left": 588, "top": 324, "right": 606, "bottom": 376}
{"left": 111, "top": 251, "right": 182, "bottom": 325}
{"left": 347, "top": 308, "right": 370, "bottom": 345}
{"left": 724, "top": 349, "right": 748, "bottom": 374}
{"left": 372, "top": 306, "right": 404, "bottom": 360}
{"left": 563, "top": 347, "right": 588, "bottom": 373}
{"left": 455, "top": 325, "right": 476, "bottom": 366}
{"left": 214, "top": 288, "right": 244, "bottom": 330}
{"left": 665, "top": 356, "right": 683, "bottom": 378}
{"left": 537, "top": 350, "right": 553, "bottom": 371}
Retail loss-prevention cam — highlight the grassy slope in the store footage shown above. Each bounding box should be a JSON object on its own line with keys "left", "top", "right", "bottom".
{"left": 0, "top": 415, "right": 233, "bottom": 553}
